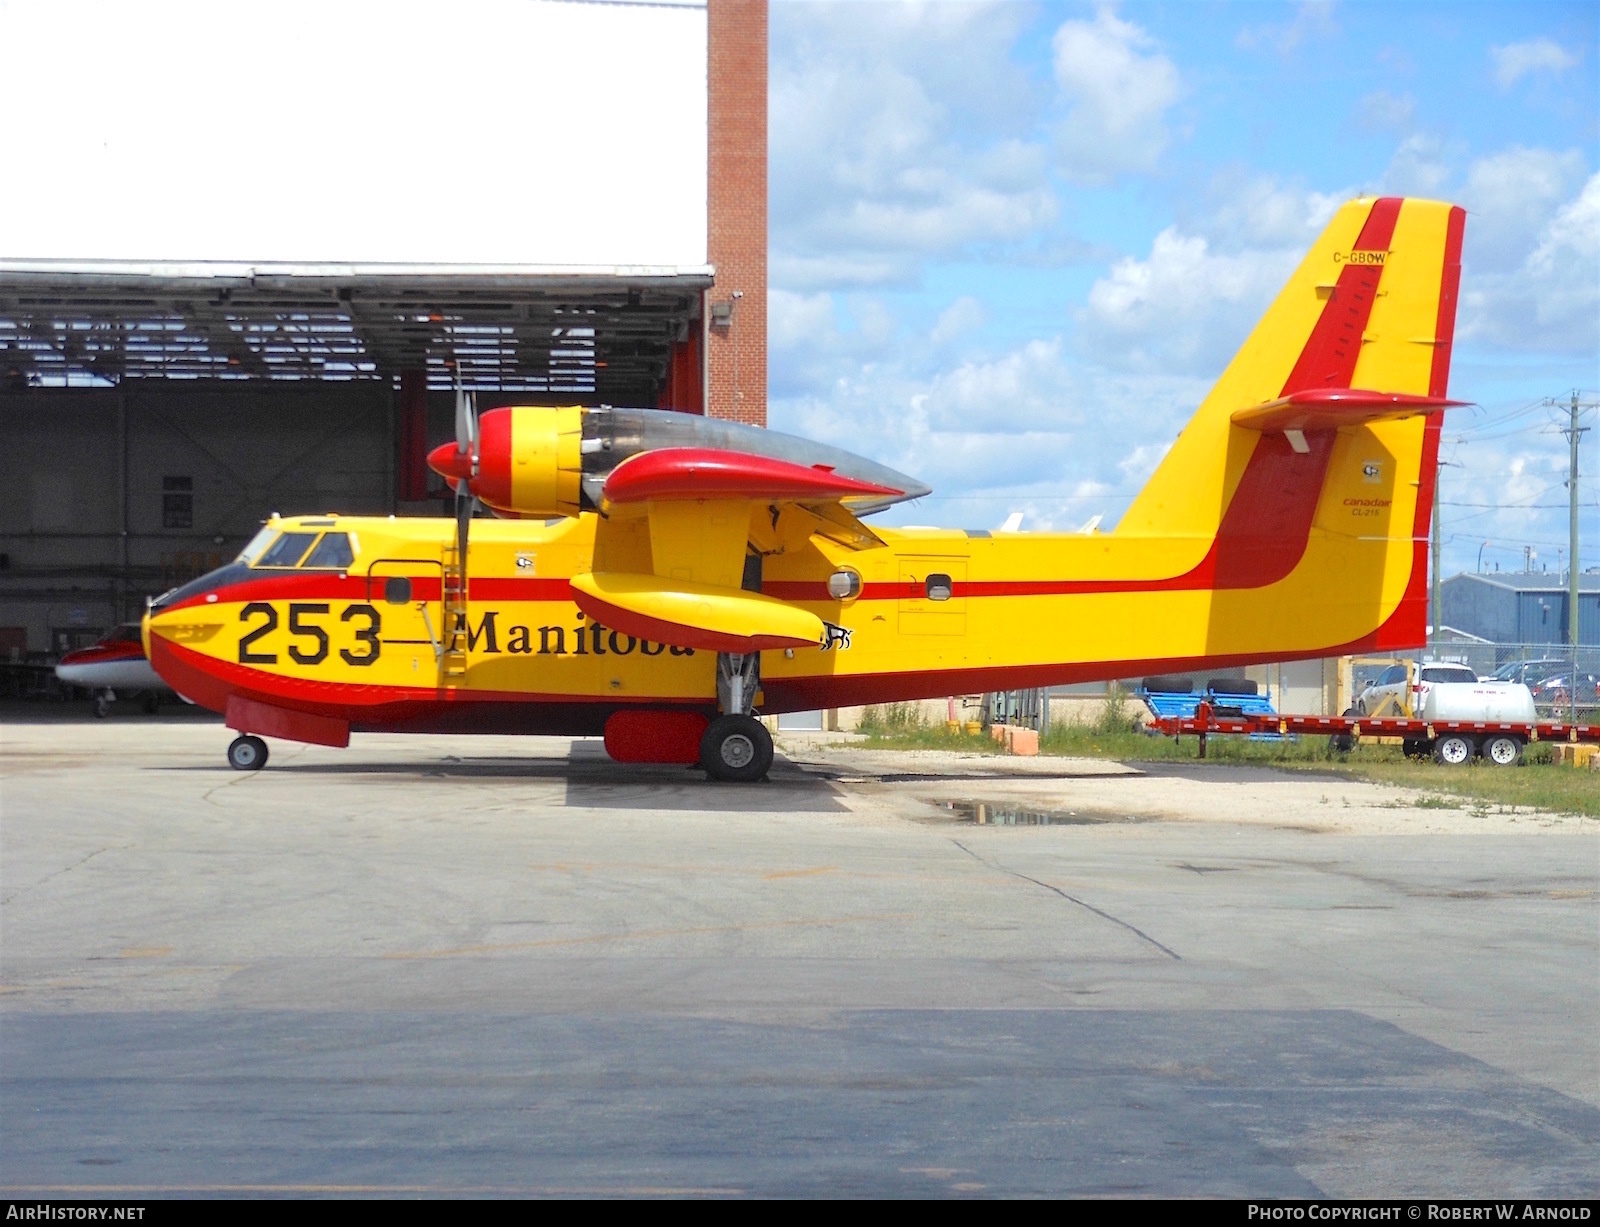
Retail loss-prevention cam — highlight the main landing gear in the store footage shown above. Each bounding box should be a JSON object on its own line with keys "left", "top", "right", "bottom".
{"left": 227, "top": 735, "right": 269, "bottom": 771}
{"left": 701, "top": 651, "right": 773, "bottom": 782}
{"left": 699, "top": 715, "right": 773, "bottom": 783}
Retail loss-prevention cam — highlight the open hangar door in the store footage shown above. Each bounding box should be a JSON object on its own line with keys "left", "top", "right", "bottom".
{"left": 0, "top": 268, "right": 710, "bottom": 665}
{"left": 0, "top": 0, "right": 720, "bottom": 672}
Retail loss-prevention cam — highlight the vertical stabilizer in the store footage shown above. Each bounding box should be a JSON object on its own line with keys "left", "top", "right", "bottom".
{"left": 1116, "top": 197, "right": 1465, "bottom": 558}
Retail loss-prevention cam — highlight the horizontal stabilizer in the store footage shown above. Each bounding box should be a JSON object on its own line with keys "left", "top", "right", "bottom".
{"left": 1231, "top": 387, "right": 1465, "bottom": 434}
{"left": 604, "top": 447, "right": 903, "bottom": 506}
{"left": 571, "top": 571, "right": 825, "bottom": 653}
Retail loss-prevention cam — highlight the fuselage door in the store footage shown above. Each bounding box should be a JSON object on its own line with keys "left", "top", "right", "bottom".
{"left": 898, "top": 558, "right": 967, "bottom": 636}
{"left": 366, "top": 557, "right": 446, "bottom": 683}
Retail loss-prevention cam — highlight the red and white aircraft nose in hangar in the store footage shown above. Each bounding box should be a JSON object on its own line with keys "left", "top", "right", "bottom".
{"left": 55, "top": 625, "right": 174, "bottom": 717}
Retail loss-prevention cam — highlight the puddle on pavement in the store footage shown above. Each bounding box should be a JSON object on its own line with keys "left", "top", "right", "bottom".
{"left": 933, "top": 799, "right": 1144, "bottom": 826}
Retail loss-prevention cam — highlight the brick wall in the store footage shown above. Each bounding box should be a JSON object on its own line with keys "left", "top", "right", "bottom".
{"left": 706, "top": 0, "right": 767, "bottom": 426}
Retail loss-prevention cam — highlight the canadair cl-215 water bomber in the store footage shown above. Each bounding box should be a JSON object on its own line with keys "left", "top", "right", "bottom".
{"left": 144, "top": 196, "right": 1466, "bottom": 781}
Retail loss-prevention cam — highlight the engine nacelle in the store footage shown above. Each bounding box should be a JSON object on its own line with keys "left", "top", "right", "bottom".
{"left": 428, "top": 403, "right": 930, "bottom": 520}
{"left": 429, "top": 406, "right": 584, "bottom": 519}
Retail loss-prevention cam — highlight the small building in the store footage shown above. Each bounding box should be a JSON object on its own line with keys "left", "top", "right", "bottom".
{"left": 1439, "top": 572, "right": 1600, "bottom": 647}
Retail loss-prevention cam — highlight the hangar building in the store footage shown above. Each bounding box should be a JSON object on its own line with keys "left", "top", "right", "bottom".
{"left": 1440, "top": 571, "right": 1600, "bottom": 647}
{"left": 0, "top": 0, "right": 767, "bottom": 659}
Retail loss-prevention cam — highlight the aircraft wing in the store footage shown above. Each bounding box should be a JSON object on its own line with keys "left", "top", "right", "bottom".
{"left": 573, "top": 447, "right": 909, "bottom": 653}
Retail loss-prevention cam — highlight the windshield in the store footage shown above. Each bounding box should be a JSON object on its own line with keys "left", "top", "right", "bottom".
{"left": 237, "top": 526, "right": 278, "bottom": 565}
{"left": 1420, "top": 666, "right": 1477, "bottom": 684}
{"left": 303, "top": 532, "right": 354, "bottom": 569}
{"left": 256, "top": 532, "right": 320, "bottom": 568}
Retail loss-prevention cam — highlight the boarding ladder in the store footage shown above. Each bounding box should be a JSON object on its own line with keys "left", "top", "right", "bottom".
{"left": 440, "top": 541, "right": 470, "bottom": 681}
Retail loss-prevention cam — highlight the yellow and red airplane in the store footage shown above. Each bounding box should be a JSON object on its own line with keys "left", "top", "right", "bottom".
{"left": 145, "top": 195, "right": 1465, "bottom": 780}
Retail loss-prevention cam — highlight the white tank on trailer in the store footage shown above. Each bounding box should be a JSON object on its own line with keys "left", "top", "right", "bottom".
{"left": 1419, "top": 682, "right": 1537, "bottom": 724}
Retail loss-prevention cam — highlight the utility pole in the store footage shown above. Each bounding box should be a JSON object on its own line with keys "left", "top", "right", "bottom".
{"left": 1564, "top": 392, "right": 1590, "bottom": 650}
{"left": 1553, "top": 391, "right": 1595, "bottom": 723}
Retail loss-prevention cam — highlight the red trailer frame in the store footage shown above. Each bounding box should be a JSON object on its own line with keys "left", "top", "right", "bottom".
{"left": 1149, "top": 701, "right": 1600, "bottom": 765}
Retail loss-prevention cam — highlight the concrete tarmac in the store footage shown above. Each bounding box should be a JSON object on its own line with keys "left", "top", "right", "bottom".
{"left": 2, "top": 713, "right": 1597, "bottom": 1198}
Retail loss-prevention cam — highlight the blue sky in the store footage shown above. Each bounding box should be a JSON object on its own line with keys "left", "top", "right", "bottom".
{"left": 766, "top": 0, "right": 1599, "bottom": 579}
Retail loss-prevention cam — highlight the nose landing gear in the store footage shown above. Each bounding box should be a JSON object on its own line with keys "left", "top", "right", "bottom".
{"left": 227, "top": 735, "right": 269, "bottom": 771}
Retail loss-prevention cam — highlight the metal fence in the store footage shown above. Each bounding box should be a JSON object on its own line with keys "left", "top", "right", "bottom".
{"left": 1371, "top": 641, "right": 1600, "bottom": 722}
{"left": 984, "top": 688, "right": 1051, "bottom": 734}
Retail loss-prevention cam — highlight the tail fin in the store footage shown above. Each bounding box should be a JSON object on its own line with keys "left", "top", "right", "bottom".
{"left": 1117, "top": 196, "right": 1465, "bottom": 548}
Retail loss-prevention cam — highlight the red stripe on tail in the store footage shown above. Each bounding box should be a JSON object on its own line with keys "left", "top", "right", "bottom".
{"left": 1279, "top": 196, "right": 1402, "bottom": 395}
{"left": 1429, "top": 206, "right": 1466, "bottom": 399}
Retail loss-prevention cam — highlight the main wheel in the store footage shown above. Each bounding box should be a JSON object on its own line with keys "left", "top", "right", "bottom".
{"left": 1433, "top": 733, "right": 1475, "bottom": 766}
{"left": 699, "top": 715, "right": 774, "bottom": 782}
{"left": 227, "top": 734, "right": 269, "bottom": 772}
{"left": 142, "top": 692, "right": 161, "bottom": 715}
{"left": 1482, "top": 734, "right": 1523, "bottom": 767}
{"left": 1401, "top": 738, "right": 1428, "bottom": 759}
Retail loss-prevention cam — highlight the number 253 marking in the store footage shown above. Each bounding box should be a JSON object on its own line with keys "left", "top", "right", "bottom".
{"left": 238, "top": 602, "right": 382, "bottom": 667}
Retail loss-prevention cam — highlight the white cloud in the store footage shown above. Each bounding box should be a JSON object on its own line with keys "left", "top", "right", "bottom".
{"left": 767, "top": 289, "right": 900, "bottom": 399}
{"left": 1491, "top": 38, "right": 1578, "bottom": 89}
{"left": 1051, "top": 7, "right": 1180, "bottom": 183}
{"left": 1460, "top": 171, "right": 1600, "bottom": 355}
{"left": 771, "top": 332, "right": 1214, "bottom": 534}
{"left": 771, "top": 2, "right": 1057, "bottom": 289}
{"left": 920, "top": 339, "right": 1081, "bottom": 432}
{"left": 1236, "top": 0, "right": 1338, "bottom": 56}
{"left": 1078, "top": 227, "right": 1300, "bottom": 373}
{"left": 1461, "top": 146, "right": 1587, "bottom": 271}
{"left": 1530, "top": 172, "right": 1600, "bottom": 268}
{"left": 1353, "top": 89, "right": 1416, "bottom": 134}
{"left": 1381, "top": 134, "right": 1452, "bottom": 197}
{"left": 929, "top": 296, "right": 987, "bottom": 346}
{"left": 1205, "top": 173, "right": 1347, "bottom": 249}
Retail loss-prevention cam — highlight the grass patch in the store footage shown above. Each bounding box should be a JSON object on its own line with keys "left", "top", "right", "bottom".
{"left": 854, "top": 703, "right": 1003, "bottom": 753}
{"left": 856, "top": 714, "right": 1600, "bottom": 817}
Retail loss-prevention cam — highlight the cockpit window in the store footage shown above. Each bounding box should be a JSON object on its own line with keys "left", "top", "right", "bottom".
{"left": 237, "top": 526, "right": 278, "bottom": 565}
{"left": 255, "top": 532, "right": 319, "bottom": 568}
{"left": 108, "top": 624, "right": 142, "bottom": 643}
{"left": 302, "top": 532, "right": 354, "bottom": 570}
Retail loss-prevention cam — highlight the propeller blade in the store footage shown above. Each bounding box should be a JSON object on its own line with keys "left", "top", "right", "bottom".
{"left": 454, "top": 387, "right": 479, "bottom": 466}
{"left": 455, "top": 486, "right": 475, "bottom": 582}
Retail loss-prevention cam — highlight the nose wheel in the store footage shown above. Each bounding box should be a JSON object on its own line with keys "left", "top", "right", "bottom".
{"left": 227, "top": 735, "right": 269, "bottom": 771}
{"left": 699, "top": 715, "right": 773, "bottom": 782}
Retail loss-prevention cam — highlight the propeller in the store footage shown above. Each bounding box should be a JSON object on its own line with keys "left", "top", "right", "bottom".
{"left": 453, "top": 385, "right": 479, "bottom": 580}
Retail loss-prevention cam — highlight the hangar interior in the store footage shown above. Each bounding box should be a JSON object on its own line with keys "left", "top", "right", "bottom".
{"left": 0, "top": 266, "right": 710, "bottom": 658}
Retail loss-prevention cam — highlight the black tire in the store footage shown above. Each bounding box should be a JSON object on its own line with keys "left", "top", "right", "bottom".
{"left": 142, "top": 692, "right": 161, "bottom": 715}
{"left": 94, "top": 696, "right": 110, "bottom": 719}
{"left": 1482, "top": 734, "right": 1523, "bottom": 767}
{"left": 1207, "top": 677, "right": 1259, "bottom": 696}
{"left": 1142, "top": 675, "right": 1193, "bottom": 695}
{"left": 227, "top": 734, "right": 269, "bottom": 772}
{"left": 1330, "top": 707, "right": 1358, "bottom": 754}
{"left": 1433, "top": 733, "right": 1475, "bottom": 767}
{"left": 699, "top": 715, "right": 773, "bottom": 782}
{"left": 1401, "top": 738, "right": 1429, "bottom": 759}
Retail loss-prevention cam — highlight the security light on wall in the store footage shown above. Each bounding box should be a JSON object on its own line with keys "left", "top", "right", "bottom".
{"left": 709, "top": 299, "right": 735, "bottom": 327}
